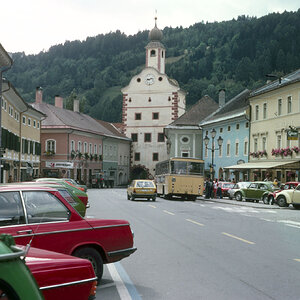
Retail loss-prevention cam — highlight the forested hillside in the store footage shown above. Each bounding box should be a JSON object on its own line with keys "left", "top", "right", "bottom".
{"left": 7, "top": 10, "right": 300, "bottom": 122}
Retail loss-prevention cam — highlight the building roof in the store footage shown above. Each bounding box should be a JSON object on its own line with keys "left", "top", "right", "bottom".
{"left": 199, "top": 89, "right": 250, "bottom": 126}
{"left": 31, "top": 102, "right": 129, "bottom": 140}
{"left": 0, "top": 43, "right": 12, "bottom": 68}
{"left": 250, "top": 69, "right": 300, "bottom": 97}
{"left": 167, "top": 95, "right": 218, "bottom": 127}
{"left": 96, "top": 120, "right": 129, "bottom": 140}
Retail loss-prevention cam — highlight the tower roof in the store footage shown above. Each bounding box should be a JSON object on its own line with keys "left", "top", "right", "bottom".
{"left": 148, "top": 17, "right": 163, "bottom": 42}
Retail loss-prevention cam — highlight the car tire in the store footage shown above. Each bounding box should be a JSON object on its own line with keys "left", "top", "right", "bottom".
{"left": 229, "top": 196, "right": 232, "bottom": 200}
{"left": 131, "top": 195, "right": 135, "bottom": 201}
{"left": 74, "top": 247, "right": 103, "bottom": 282}
{"left": 235, "top": 192, "right": 242, "bottom": 201}
{"left": 262, "top": 195, "right": 269, "bottom": 204}
{"left": 127, "top": 193, "right": 130, "bottom": 200}
{"left": 293, "top": 204, "right": 300, "bottom": 210}
{"left": 277, "top": 196, "right": 288, "bottom": 207}
{"left": 152, "top": 196, "right": 156, "bottom": 201}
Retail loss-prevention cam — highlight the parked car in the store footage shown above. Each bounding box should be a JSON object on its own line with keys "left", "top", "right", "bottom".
{"left": 35, "top": 178, "right": 87, "bottom": 192}
{"left": 0, "top": 185, "right": 137, "bottom": 280}
{"left": 0, "top": 234, "right": 44, "bottom": 300}
{"left": 7, "top": 181, "right": 88, "bottom": 217}
{"left": 234, "top": 181, "right": 278, "bottom": 203}
{"left": 26, "top": 245, "right": 97, "bottom": 300}
{"left": 275, "top": 183, "right": 300, "bottom": 208}
{"left": 228, "top": 182, "right": 251, "bottom": 200}
{"left": 127, "top": 180, "right": 157, "bottom": 201}
{"left": 266, "top": 181, "right": 299, "bottom": 204}
{"left": 214, "top": 182, "right": 235, "bottom": 198}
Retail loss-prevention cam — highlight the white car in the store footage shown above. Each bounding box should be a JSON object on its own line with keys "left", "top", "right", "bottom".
{"left": 228, "top": 182, "right": 251, "bottom": 200}
{"left": 275, "top": 183, "right": 300, "bottom": 208}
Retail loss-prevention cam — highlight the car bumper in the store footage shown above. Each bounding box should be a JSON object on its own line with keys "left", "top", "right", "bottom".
{"left": 107, "top": 247, "right": 137, "bottom": 262}
{"left": 132, "top": 193, "right": 156, "bottom": 199}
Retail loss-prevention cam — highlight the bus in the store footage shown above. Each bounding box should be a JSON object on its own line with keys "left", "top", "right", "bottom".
{"left": 155, "top": 157, "right": 205, "bottom": 200}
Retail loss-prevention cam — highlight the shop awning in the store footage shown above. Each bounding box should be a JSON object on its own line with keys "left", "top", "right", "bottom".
{"left": 224, "top": 160, "right": 300, "bottom": 170}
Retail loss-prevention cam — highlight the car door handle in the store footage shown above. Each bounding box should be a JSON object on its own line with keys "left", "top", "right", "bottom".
{"left": 17, "top": 230, "right": 33, "bottom": 235}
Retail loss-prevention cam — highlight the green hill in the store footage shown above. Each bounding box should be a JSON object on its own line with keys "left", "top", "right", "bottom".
{"left": 6, "top": 10, "right": 300, "bottom": 122}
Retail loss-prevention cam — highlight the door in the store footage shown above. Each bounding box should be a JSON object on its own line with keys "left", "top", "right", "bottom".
{"left": 246, "top": 183, "right": 258, "bottom": 199}
{"left": 291, "top": 185, "right": 300, "bottom": 203}
{"left": 0, "top": 191, "right": 33, "bottom": 245}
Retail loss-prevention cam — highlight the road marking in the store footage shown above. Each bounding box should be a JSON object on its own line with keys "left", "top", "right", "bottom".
{"left": 260, "top": 218, "right": 274, "bottom": 222}
{"left": 148, "top": 204, "right": 157, "bottom": 208}
{"left": 107, "top": 263, "right": 132, "bottom": 299}
{"left": 222, "top": 232, "right": 255, "bottom": 245}
{"left": 163, "top": 210, "right": 175, "bottom": 215}
{"left": 186, "top": 219, "right": 204, "bottom": 226}
{"left": 294, "top": 259, "right": 300, "bottom": 262}
{"left": 285, "top": 224, "right": 300, "bottom": 229}
{"left": 278, "top": 220, "right": 300, "bottom": 226}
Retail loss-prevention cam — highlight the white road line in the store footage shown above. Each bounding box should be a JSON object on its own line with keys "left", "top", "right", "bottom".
{"left": 163, "top": 210, "right": 175, "bottom": 215}
{"left": 186, "top": 219, "right": 204, "bottom": 226}
{"left": 285, "top": 224, "right": 300, "bottom": 229}
{"left": 107, "top": 264, "right": 132, "bottom": 300}
{"left": 222, "top": 232, "right": 255, "bottom": 245}
{"left": 278, "top": 220, "right": 300, "bottom": 226}
{"left": 260, "top": 218, "right": 274, "bottom": 222}
{"left": 148, "top": 204, "right": 157, "bottom": 208}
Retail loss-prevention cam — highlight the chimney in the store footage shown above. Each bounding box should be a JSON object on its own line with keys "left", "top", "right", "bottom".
{"left": 35, "top": 87, "right": 43, "bottom": 103}
{"left": 73, "top": 99, "right": 79, "bottom": 113}
{"left": 218, "top": 89, "right": 225, "bottom": 107}
{"left": 55, "top": 95, "right": 64, "bottom": 108}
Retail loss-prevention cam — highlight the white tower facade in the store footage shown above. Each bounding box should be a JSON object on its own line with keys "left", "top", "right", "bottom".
{"left": 121, "top": 19, "right": 186, "bottom": 178}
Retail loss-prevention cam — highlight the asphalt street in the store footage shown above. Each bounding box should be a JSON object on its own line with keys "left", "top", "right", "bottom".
{"left": 88, "top": 188, "right": 300, "bottom": 300}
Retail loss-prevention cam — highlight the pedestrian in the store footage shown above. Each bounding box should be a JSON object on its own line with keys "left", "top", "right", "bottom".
{"left": 8, "top": 175, "right": 13, "bottom": 183}
{"left": 209, "top": 178, "right": 214, "bottom": 198}
{"left": 216, "top": 182, "right": 222, "bottom": 199}
{"left": 204, "top": 178, "right": 210, "bottom": 199}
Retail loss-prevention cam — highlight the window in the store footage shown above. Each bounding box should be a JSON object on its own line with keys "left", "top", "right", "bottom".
{"left": 22, "top": 116, "right": 26, "bottom": 125}
{"left": 135, "top": 113, "right": 141, "bottom": 120}
{"left": 4, "top": 100, "right": 7, "bottom": 111}
{"left": 236, "top": 124, "right": 240, "bottom": 130}
{"left": 150, "top": 49, "right": 156, "bottom": 57}
{"left": 262, "top": 137, "right": 267, "bottom": 151}
{"left": 244, "top": 141, "right": 248, "bottom": 155}
{"left": 84, "top": 142, "right": 88, "bottom": 153}
{"left": 226, "top": 143, "right": 230, "bottom": 156}
{"left": 28, "top": 118, "right": 31, "bottom": 126}
{"left": 287, "top": 96, "right": 292, "bottom": 114}
{"left": 144, "top": 133, "right": 151, "bottom": 142}
{"left": 70, "top": 140, "right": 75, "bottom": 151}
{"left": 254, "top": 138, "right": 258, "bottom": 152}
{"left": 219, "top": 145, "right": 223, "bottom": 157}
{"left": 46, "top": 140, "right": 55, "bottom": 152}
{"left": 0, "top": 192, "right": 25, "bottom": 225}
{"left": 94, "top": 144, "right": 97, "bottom": 154}
{"left": 278, "top": 99, "right": 282, "bottom": 116}
{"left": 227, "top": 126, "right": 231, "bottom": 131}
{"left": 89, "top": 143, "right": 92, "bottom": 154}
{"left": 245, "top": 122, "right": 249, "bottom": 128}
{"left": 153, "top": 112, "right": 159, "bottom": 120}
{"left": 153, "top": 153, "right": 159, "bottom": 161}
{"left": 134, "top": 152, "right": 140, "bottom": 161}
{"left": 9, "top": 105, "right": 13, "bottom": 117}
{"left": 263, "top": 103, "right": 267, "bottom": 119}
{"left": 235, "top": 142, "right": 239, "bottom": 156}
{"left": 182, "top": 151, "right": 189, "bottom": 158}
{"left": 277, "top": 135, "right": 281, "bottom": 149}
{"left": 99, "top": 144, "right": 102, "bottom": 155}
{"left": 78, "top": 141, "right": 82, "bottom": 152}
{"left": 33, "top": 120, "right": 36, "bottom": 128}
{"left": 255, "top": 105, "right": 259, "bottom": 120}
{"left": 131, "top": 133, "right": 138, "bottom": 142}
{"left": 180, "top": 136, "right": 190, "bottom": 144}
{"left": 23, "top": 191, "right": 69, "bottom": 223}
{"left": 220, "top": 128, "right": 223, "bottom": 133}
{"left": 158, "top": 133, "right": 165, "bottom": 142}
{"left": 37, "top": 121, "right": 40, "bottom": 129}
{"left": 15, "top": 111, "right": 19, "bottom": 122}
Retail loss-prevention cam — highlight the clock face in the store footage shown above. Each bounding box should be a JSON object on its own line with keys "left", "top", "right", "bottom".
{"left": 145, "top": 74, "right": 155, "bottom": 85}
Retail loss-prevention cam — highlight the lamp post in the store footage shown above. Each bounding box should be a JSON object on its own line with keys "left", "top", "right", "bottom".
{"left": 204, "top": 129, "right": 223, "bottom": 180}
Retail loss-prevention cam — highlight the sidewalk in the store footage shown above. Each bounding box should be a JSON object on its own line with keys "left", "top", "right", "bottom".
{"left": 197, "top": 196, "right": 283, "bottom": 209}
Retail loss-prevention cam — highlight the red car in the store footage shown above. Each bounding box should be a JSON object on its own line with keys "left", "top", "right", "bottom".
{"left": 0, "top": 185, "right": 136, "bottom": 280}
{"left": 26, "top": 246, "right": 97, "bottom": 300}
{"left": 266, "top": 181, "right": 299, "bottom": 204}
{"left": 214, "top": 182, "right": 235, "bottom": 198}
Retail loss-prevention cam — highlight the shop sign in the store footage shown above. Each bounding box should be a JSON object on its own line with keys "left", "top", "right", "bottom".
{"left": 287, "top": 129, "right": 298, "bottom": 140}
{"left": 46, "top": 162, "right": 74, "bottom": 169}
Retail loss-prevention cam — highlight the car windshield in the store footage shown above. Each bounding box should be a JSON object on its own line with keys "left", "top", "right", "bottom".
{"left": 136, "top": 181, "right": 155, "bottom": 188}
{"left": 223, "top": 183, "right": 234, "bottom": 188}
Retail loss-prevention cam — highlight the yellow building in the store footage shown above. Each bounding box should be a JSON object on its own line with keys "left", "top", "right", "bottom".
{"left": 1, "top": 81, "right": 44, "bottom": 182}
{"left": 248, "top": 70, "right": 300, "bottom": 182}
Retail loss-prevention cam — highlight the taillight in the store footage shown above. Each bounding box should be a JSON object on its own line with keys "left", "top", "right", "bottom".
{"left": 133, "top": 188, "right": 136, "bottom": 193}
{"left": 89, "top": 280, "right": 97, "bottom": 298}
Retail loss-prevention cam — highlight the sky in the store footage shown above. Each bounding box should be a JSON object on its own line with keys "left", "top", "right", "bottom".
{"left": 1, "top": 0, "right": 299, "bottom": 55}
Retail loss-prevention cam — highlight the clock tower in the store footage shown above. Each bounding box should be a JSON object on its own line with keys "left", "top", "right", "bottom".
{"left": 121, "top": 18, "right": 186, "bottom": 178}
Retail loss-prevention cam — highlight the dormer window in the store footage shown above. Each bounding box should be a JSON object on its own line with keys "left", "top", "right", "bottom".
{"left": 150, "top": 50, "right": 156, "bottom": 57}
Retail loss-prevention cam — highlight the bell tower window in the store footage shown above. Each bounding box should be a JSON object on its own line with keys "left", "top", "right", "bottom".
{"left": 150, "top": 50, "right": 156, "bottom": 57}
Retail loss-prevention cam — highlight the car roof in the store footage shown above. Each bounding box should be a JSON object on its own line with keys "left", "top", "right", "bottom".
{"left": 0, "top": 184, "right": 58, "bottom": 192}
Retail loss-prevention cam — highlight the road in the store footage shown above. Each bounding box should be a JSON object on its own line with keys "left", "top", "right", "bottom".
{"left": 89, "top": 188, "right": 300, "bottom": 300}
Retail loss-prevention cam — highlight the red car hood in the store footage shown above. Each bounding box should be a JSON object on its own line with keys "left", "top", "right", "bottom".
{"left": 24, "top": 246, "right": 96, "bottom": 288}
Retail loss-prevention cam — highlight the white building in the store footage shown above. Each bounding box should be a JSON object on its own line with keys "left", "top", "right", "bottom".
{"left": 121, "top": 18, "right": 186, "bottom": 178}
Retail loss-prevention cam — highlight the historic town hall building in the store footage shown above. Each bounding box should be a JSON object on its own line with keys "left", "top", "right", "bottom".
{"left": 121, "top": 19, "right": 186, "bottom": 178}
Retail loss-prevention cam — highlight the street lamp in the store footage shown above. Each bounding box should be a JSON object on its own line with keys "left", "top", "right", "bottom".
{"left": 204, "top": 129, "right": 223, "bottom": 179}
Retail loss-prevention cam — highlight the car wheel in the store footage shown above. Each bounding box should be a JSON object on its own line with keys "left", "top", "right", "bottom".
{"left": 235, "top": 192, "right": 242, "bottom": 201}
{"left": 293, "top": 204, "right": 300, "bottom": 210}
{"left": 277, "top": 196, "right": 288, "bottom": 207}
{"left": 74, "top": 247, "right": 103, "bottom": 282}
{"left": 152, "top": 196, "right": 156, "bottom": 201}
{"left": 229, "top": 196, "right": 232, "bottom": 200}
{"left": 127, "top": 193, "right": 130, "bottom": 200}
{"left": 131, "top": 195, "right": 135, "bottom": 201}
{"left": 262, "top": 195, "right": 269, "bottom": 204}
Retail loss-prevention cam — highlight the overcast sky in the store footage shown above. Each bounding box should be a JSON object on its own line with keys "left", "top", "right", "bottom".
{"left": 1, "top": 0, "right": 299, "bottom": 55}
